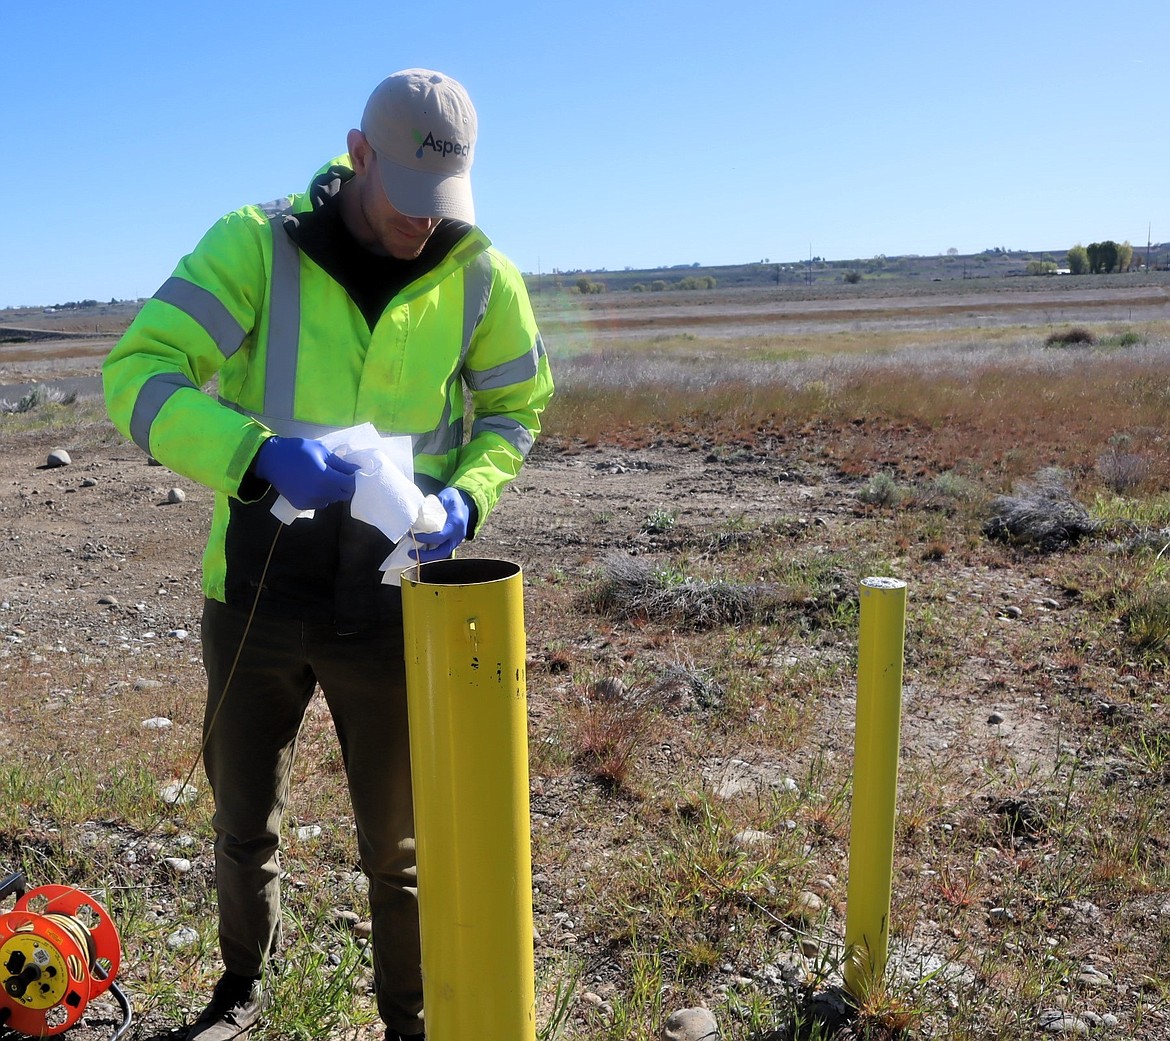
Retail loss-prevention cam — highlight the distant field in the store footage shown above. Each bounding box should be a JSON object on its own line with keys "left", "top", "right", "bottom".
{"left": 4, "top": 270, "right": 1169, "bottom": 366}
{"left": 537, "top": 280, "right": 1170, "bottom": 346}
{"left": 3, "top": 267, "right": 1170, "bottom": 1040}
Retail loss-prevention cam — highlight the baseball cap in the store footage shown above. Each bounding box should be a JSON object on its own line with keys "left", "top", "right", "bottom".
{"left": 360, "top": 69, "right": 477, "bottom": 223}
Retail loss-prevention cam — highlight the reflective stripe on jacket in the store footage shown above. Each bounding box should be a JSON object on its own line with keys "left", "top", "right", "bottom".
{"left": 103, "top": 159, "right": 553, "bottom": 607}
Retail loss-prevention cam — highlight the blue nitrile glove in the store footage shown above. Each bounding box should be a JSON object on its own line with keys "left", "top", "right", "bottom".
{"left": 253, "top": 436, "right": 361, "bottom": 511}
{"left": 411, "top": 487, "right": 473, "bottom": 562}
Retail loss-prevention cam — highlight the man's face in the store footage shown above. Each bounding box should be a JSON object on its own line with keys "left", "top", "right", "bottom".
{"left": 358, "top": 154, "right": 440, "bottom": 260}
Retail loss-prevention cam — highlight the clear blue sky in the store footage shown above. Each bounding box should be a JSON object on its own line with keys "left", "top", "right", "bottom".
{"left": 2, "top": 1, "right": 1166, "bottom": 308}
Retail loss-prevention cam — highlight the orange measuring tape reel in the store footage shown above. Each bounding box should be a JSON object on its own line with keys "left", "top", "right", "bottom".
{"left": 0, "top": 878, "right": 123, "bottom": 1037}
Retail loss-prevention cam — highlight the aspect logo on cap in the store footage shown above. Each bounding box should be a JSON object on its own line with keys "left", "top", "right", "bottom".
{"left": 411, "top": 128, "right": 471, "bottom": 161}
{"left": 361, "top": 68, "right": 477, "bottom": 223}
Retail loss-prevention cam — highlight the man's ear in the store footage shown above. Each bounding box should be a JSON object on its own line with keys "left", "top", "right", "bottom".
{"left": 347, "top": 129, "right": 373, "bottom": 173}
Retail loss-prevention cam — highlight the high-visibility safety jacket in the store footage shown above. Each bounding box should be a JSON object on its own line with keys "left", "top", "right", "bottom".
{"left": 103, "top": 159, "right": 553, "bottom": 628}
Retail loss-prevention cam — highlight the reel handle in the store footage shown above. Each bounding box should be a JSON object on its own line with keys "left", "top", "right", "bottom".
{"left": 0, "top": 873, "right": 26, "bottom": 904}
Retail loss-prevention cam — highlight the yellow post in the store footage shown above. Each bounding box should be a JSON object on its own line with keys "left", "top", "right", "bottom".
{"left": 843, "top": 577, "right": 907, "bottom": 1003}
{"left": 401, "top": 558, "right": 536, "bottom": 1041}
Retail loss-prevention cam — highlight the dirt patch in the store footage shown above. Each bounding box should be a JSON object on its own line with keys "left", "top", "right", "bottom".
{"left": 1, "top": 280, "right": 1168, "bottom": 1038}
{"left": 0, "top": 429, "right": 1081, "bottom": 1038}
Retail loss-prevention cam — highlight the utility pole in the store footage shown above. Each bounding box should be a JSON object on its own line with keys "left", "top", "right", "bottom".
{"left": 1147, "top": 224, "right": 1152, "bottom": 273}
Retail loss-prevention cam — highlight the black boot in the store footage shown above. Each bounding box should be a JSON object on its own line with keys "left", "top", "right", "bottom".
{"left": 186, "top": 972, "right": 265, "bottom": 1041}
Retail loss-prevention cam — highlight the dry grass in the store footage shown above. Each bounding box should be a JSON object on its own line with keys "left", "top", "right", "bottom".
{"left": 582, "top": 554, "right": 785, "bottom": 630}
{"left": 3, "top": 288, "right": 1170, "bottom": 1039}
{"left": 982, "top": 471, "right": 1100, "bottom": 551}
{"left": 542, "top": 328, "right": 1170, "bottom": 495}
{"left": 527, "top": 304, "right": 1170, "bottom": 1039}
{"left": 0, "top": 342, "right": 112, "bottom": 365}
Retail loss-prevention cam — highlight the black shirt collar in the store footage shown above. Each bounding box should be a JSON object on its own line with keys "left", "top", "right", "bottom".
{"left": 283, "top": 189, "right": 471, "bottom": 329}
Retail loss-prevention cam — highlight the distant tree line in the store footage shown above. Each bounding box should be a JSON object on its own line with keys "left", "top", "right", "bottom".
{"left": 629, "top": 276, "right": 718, "bottom": 292}
{"left": 1066, "top": 241, "right": 1133, "bottom": 275}
{"left": 53, "top": 298, "right": 102, "bottom": 309}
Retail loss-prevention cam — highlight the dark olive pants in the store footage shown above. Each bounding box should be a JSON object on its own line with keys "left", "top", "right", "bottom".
{"left": 200, "top": 598, "right": 423, "bottom": 1036}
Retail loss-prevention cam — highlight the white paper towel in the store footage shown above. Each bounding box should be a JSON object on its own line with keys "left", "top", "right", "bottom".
{"left": 265, "top": 425, "right": 446, "bottom": 586}
{"left": 349, "top": 457, "right": 424, "bottom": 543}
{"left": 380, "top": 494, "right": 448, "bottom": 586}
{"left": 270, "top": 424, "right": 418, "bottom": 535}
{"left": 321, "top": 422, "right": 385, "bottom": 457}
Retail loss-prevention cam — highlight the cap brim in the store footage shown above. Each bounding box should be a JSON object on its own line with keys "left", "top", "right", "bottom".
{"left": 377, "top": 157, "right": 475, "bottom": 224}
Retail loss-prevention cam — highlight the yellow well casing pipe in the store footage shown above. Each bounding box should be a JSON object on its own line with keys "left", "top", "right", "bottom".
{"left": 401, "top": 558, "right": 536, "bottom": 1041}
{"left": 843, "top": 577, "right": 907, "bottom": 1003}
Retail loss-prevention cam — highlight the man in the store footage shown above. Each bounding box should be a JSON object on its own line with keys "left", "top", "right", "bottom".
{"left": 103, "top": 69, "right": 553, "bottom": 1041}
